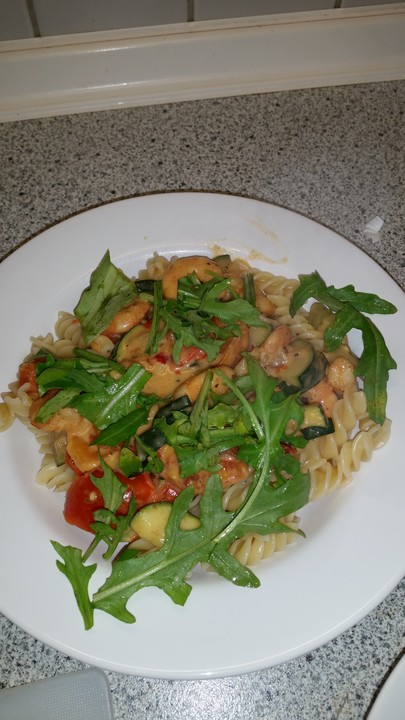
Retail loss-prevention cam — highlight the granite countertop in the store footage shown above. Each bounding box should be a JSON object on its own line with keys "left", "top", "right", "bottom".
{"left": 0, "top": 80, "right": 404, "bottom": 719}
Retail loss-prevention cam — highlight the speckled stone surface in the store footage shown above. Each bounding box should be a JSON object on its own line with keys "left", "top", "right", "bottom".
{"left": 0, "top": 81, "right": 404, "bottom": 719}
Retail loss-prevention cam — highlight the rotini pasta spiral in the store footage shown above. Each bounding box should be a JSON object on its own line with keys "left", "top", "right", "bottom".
{"left": 30, "top": 311, "right": 85, "bottom": 359}
{"left": 227, "top": 515, "right": 300, "bottom": 566}
{"left": 0, "top": 401, "right": 14, "bottom": 432}
{"left": 0, "top": 382, "right": 32, "bottom": 427}
{"left": 252, "top": 270, "right": 325, "bottom": 350}
{"left": 300, "top": 388, "right": 391, "bottom": 501}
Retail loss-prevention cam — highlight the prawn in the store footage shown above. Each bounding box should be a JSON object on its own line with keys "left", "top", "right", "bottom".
{"left": 104, "top": 299, "right": 150, "bottom": 336}
{"left": 161, "top": 255, "right": 223, "bottom": 299}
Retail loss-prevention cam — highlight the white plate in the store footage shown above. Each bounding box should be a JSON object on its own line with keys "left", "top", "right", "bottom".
{"left": 368, "top": 652, "right": 405, "bottom": 720}
{"left": 0, "top": 193, "right": 403, "bottom": 679}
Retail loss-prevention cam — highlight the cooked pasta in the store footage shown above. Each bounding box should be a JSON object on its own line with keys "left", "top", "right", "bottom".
{"left": 1, "top": 382, "right": 32, "bottom": 424}
{"left": 300, "top": 388, "right": 390, "bottom": 501}
{"left": 228, "top": 514, "right": 300, "bottom": 566}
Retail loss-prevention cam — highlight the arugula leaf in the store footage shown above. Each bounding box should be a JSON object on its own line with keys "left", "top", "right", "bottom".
{"left": 71, "top": 363, "right": 150, "bottom": 429}
{"left": 198, "top": 278, "right": 265, "bottom": 326}
{"left": 37, "top": 365, "right": 104, "bottom": 395}
{"left": 90, "top": 458, "right": 126, "bottom": 513}
{"left": 146, "top": 274, "right": 265, "bottom": 365}
{"left": 91, "top": 511, "right": 135, "bottom": 561}
{"left": 324, "top": 303, "right": 396, "bottom": 426}
{"left": 119, "top": 447, "right": 142, "bottom": 476}
{"left": 51, "top": 541, "right": 96, "bottom": 630}
{"left": 176, "top": 436, "right": 247, "bottom": 477}
{"left": 323, "top": 284, "right": 397, "bottom": 315}
{"left": 34, "top": 388, "right": 81, "bottom": 424}
{"left": 85, "top": 461, "right": 138, "bottom": 561}
{"left": 159, "top": 306, "right": 224, "bottom": 363}
{"left": 92, "top": 406, "right": 148, "bottom": 446}
{"left": 289, "top": 271, "right": 397, "bottom": 424}
{"left": 74, "top": 251, "right": 139, "bottom": 344}
{"left": 73, "top": 348, "right": 125, "bottom": 376}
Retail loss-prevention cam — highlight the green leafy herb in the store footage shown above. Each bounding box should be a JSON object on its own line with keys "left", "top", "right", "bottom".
{"left": 74, "top": 251, "right": 139, "bottom": 344}
{"left": 92, "top": 406, "right": 149, "bottom": 446}
{"left": 119, "top": 447, "right": 143, "bottom": 476}
{"left": 147, "top": 274, "right": 266, "bottom": 364}
{"left": 34, "top": 388, "right": 81, "bottom": 424}
{"left": 51, "top": 541, "right": 96, "bottom": 630}
{"left": 289, "top": 271, "right": 397, "bottom": 424}
{"left": 37, "top": 365, "right": 105, "bottom": 395}
{"left": 71, "top": 362, "right": 150, "bottom": 429}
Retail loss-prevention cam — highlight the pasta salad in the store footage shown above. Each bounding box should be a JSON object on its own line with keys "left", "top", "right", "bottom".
{"left": 0, "top": 251, "right": 397, "bottom": 629}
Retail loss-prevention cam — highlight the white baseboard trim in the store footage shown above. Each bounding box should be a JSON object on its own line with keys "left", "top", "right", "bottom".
{"left": 0, "top": 5, "right": 404, "bottom": 123}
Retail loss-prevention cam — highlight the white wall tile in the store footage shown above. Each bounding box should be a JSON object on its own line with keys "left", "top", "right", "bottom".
{"left": 33, "top": 0, "right": 188, "bottom": 36}
{"left": 0, "top": 0, "right": 34, "bottom": 40}
{"left": 195, "top": 0, "right": 335, "bottom": 21}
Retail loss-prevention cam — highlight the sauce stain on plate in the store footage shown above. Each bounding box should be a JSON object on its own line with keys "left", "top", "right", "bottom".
{"left": 248, "top": 216, "right": 288, "bottom": 264}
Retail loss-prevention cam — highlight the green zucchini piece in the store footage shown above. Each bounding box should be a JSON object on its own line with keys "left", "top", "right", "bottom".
{"left": 299, "top": 351, "right": 328, "bottom": 392}
{"left": 139, "top": 426, "right": 167, "bottom": 451}
{"left": 130, "top": 501, "right": 200, "bottom": 547}
{"left": 155, "top": 395, "right": 192, "bottom": 424}
{"left": 115, "top": 324, "right": 149, "bottom": 364}
{"left": 276, "top": 339, "right": 314, "bottom": 387}
{"left": 213, "top": 254, "right": 232, "bottom": 272}
{"left": 249, "top": 324, "right": 271, "bottom": 348}
{"left": 242, "top": 273, "right": 255, "bottom": 306}
{"left": 51, "top": 432, "right": 67, "bottom": 466}
{"left": 301, "top": 405, "right": 334, "bottom": 439}
{"left": 135, "top": 279, "right": 156, "bottom": 293}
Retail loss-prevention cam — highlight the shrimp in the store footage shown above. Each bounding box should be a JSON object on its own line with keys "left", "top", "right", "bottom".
{"left": 302, "top": 379, "right": 338, "bottom": 418}
{"left": 30, "top": 406, "right": 120, "bottom": 472}
{"left": 173, "top": 366, "right": 235, "bottom": 403}
{"left": 161, "top": 255, "right": 223, "bottom": 299}
{"left": 214, "top": 322, "right": 250, "bottom": 368}
{"left": 251, "top": 325, "right": 292, "bottom": 375}
{"left": 255, "top": 286, "right": 276, "bottom": 317}
{"left": 326, "top": 356, "right": 357, "bottom": 393}
{"left": 104, "top": 299, "right": 150, "bottom": 335}
{"left": 157, "top": 444, "right": 181, "bottom": 485}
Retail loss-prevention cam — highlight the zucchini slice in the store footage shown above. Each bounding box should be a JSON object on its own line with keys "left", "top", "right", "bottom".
{"left": 115, "top": 324, "right": 149, "bottom": 364}
{"left": 155, "top": 395, "right": 192, "bottom": 424}
{"left": 299, "top": 351, "right": 328, "bottom": 392}
{"left": 130, "top": 501, "right": 200, "bottom": 548}
{"left": 139, "top": 427, "right": 167, "bottom": 451}
{"left": 135, "top": 279, "right": 156, "bottom": 293}
{"left": 213, "top": 254, "right": 232, "bottom": 272}
{"left": 301, "top": 405, "right": 334, "bottom": 439}
{"left": 278, "top": 339, "right": 314, "bottom": 387}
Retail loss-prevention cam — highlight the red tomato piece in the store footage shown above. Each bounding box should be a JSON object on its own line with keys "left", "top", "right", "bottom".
{"left": 64, "top": 472, "right": 104, "bottom": 532}
{"left": 18, "top": 357, "right": 46, "bottom": 398}
{"left": 119, "top": 472, "right": 179, "bottom": 513}
{"left": 281, "top": 441, "right": 297, "bottom": 456}
{"left": 64, "top": 470, "right": 180, "bottom": 534}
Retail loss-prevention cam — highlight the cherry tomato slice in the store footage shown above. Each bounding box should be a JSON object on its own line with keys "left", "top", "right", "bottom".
{"left": 64, "top": 470, "right": 180, "bottom": 534}
{"left": 64, "top": 472, "right": 104, "bottom": 532}
{"left": 18, "top": 357, "right": 46, "bottom": 398}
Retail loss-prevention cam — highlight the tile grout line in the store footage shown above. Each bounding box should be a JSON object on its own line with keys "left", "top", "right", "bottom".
{"left": 25, "top": 0, "right": 41, "bottom": 37}
{"left": 187, "top": 0, "right": 195, "bottom": 22}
